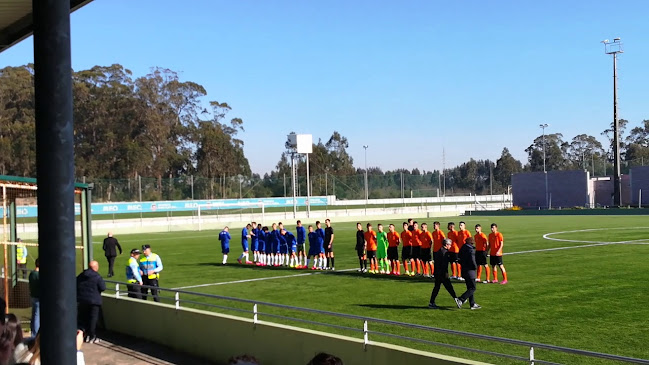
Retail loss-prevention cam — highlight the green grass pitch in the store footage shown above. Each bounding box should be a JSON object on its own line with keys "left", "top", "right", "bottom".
{"left": 97, "top": 215, "right": 649, "bottom": 364}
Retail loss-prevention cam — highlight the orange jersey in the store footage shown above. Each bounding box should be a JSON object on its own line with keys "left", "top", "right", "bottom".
{"left": 365, "top": 230, "right": 378, "bottom": 251}
{"left": 432, "top": 229, "right": 446, "bottom": 252}
{"left": 401, "top": 230, "right": 413, "bottom": 247}
{"left": 419, "top": 231, "right": 433, "bottom": 249}
{"left": 457, "top": 230, "right": 472, "bottom": 249}
{"left": 489, "top": 232, "right": 504, "bottom": 256}
{"left": 387, "top": 231, "right": 400, "bottom": 247}
{"left": 447, "top": 230, "right": 459, "bottom": 253}
{"left": 474, "top": 232, "right": 488, "bottom": 251}
{"left": 410, "top": 229, "right": 422, "bottom": 247}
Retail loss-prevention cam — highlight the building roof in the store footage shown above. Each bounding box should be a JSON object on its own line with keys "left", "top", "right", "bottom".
{"left": 0, "top": 0, "right": 92, "bottom": 54}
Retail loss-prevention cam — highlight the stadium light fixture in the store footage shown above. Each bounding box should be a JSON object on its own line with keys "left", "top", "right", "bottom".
{"left": 602, "top": 38, "right": 623, "bottom": 206}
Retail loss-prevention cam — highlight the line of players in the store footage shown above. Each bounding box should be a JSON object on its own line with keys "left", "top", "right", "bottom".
{"left": 356, "top": 219, "right": 508, "bottom": 284}
{"left": 218, "top": 219, "right": 337, "bottom": 270}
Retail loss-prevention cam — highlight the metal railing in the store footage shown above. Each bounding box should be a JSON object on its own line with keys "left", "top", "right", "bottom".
{"left": 103, "top": 280, "right": 648, "bottom": 365}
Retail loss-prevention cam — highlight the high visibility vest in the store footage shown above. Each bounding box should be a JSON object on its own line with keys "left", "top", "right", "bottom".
{"left": 139, "top": 253, "right": 161, "bottom": 280}
{"left": 126, "top": 257, "right": 139, "bottom": 283}
{"left": 16, "top": 245, "right": 27, "bottom": 264}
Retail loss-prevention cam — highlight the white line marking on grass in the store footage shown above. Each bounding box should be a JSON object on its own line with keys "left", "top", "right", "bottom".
{"left": 508, "top": 227, "right": 649, "bottom": 255}
{"left": 172, "top": 268, "right": 356, "bottom": 290}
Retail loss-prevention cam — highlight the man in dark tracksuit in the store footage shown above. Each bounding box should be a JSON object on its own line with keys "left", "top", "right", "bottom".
{"left": 102, "top": 232, "right": 122, "bottom": 277}
{"left": 457, "top": 237, "right": 481, "bottom": 310}
{"left": 429, "top": 239, "right": 458, "bottom": 309}
{"left": 77, "top": 260, "right": 106, "bottom": 343}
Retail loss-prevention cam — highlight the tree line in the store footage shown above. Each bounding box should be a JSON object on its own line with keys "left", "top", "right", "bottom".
{"left": 1, "top": 64, "right": 648, "bottom": 200}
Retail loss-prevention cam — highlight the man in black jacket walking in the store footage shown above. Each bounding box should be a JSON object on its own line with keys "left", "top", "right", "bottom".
{"left": 429, "top": 239, "right": 459, "bottom": 309}
{"left": 102, "top": 232, "right": 122, "bottom": 277}
{"left": 457, "top": 237, "right": 481, "bottom": 310}
{"left": 77, "top": 260, "right": 106, "bottom": 343}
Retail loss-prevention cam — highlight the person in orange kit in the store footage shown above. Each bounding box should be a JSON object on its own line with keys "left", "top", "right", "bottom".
{"left": 400, "top": 222, "right": 413, "bottom": 276}
{"left": 489, "top": 223, "right": 508, "bottom": 284}
{"left": 474, "top": 224, "right": 491, "bottom": 283}
{"left": 387, "top": 224, "right": 401, "bottom": 275}
{"left": 410, "top": 222, "right": 423, "bottom": 276}
{"left": 364, "top": 223, "right": 378, "bottom": 274}
{"left": 419, "top": 223, "right": 433, "bottom": 278}
{"left": 447, "top": 222, "right": 459, "bottom": 279}
{"left": 455, "top": 221, "right": 472, "bottom": 281}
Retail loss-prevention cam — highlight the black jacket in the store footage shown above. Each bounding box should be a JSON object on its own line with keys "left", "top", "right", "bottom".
{"left": 355, "top": 231, "right": 365, "bottom": 250}
{"left": 459, "top": 242, "right": 477, "bottom": 273}
{"left": 433, "top": 247, "right": 451, "bottom": 276}
{"left": 76, "top": 269, "right": 106, "bottom": 305}
{"left": 103, "top": 236, "right": 122, "bottom": 257}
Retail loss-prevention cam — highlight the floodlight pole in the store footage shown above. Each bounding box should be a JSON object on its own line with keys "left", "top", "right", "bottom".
{"left": 540, "top": 123, "right": 549, "bottom": 208}
{"left": 363, "top": 145, "right": 369, "bottom": 214}
{"left": 306, "top": 153, "right": 310, "bottom": 218}
{"left": 603, "top": 38, "right": 623, "bottom": 206}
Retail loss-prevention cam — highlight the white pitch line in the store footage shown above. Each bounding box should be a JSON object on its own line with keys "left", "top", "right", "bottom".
{"left": 172, "top": 268, "right": 356, "bottom": 290}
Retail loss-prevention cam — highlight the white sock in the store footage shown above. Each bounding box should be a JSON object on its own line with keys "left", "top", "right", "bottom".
{"left": 238, "top": 253, "right": 244, "bottom": 261}
{"left": 254, "top": 252, "right": 258, "bottom": 262}
{"left": 245, "top": 252, "right": 249, "bottom": 262}
{"left": 223, "top": 255, "right": 228, "bottom": 264}
{"left": 290, "top": 257, "right": 295, "bottom": 266}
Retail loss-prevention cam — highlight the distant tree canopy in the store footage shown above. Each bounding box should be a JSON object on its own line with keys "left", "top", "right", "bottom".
{"left": 1, "top": 63, "right": 648, "bottom": 200}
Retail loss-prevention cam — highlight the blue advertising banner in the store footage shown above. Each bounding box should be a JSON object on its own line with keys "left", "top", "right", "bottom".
{"left": 5, "top": 196, "right": 329, "bottom": 218}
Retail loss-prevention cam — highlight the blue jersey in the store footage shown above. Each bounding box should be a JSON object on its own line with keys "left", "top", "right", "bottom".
{"left": 279, "top": 232, "right": 288, "bottom": 247}
{"left": 316, "top": 228, "right": 325, "bottom": 245}
{"left": 251, "top": 228, "right": 258, "bottom": 243}
{"left": 219, "top": 231, "right": 231, "bottom": 245}
{"left": 308, "top": 231, "right": 319, "bottom": 255}
{"left": 264, "top": 231, "right": 273, "bottom": 253}
{"left": 241, "top": 227, "right": 249, "bottom": 245}
{"left": 296, "top": 226, "right": 306, "bottom": 244}
{"left": 285, "top": 231, "right": 297, "bottom": 252}
{"left": 257, "top": 230, "right": 266, "bottom": 251}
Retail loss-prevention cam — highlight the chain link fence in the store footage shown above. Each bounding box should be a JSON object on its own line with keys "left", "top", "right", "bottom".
{"left": 83, "top": 173, "right": 514, "bottom": 203}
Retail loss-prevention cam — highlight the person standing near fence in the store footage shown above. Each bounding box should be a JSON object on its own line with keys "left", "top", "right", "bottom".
{"left": 102, "top": 232, "right": 122, "bottom": 278}
{"left": 139, "top": 244, "right": 163, "bottom": 302}
{"left": 296, "top": 220, "right": 306, "bottom": 268}
{"left": 29, "top": 258, "right": 40, "bottom": 335}
{"left": 126, "top": 249, "right": 143, "bottom": 299}
{"left": 77, "top": 260, "right": 106, "bottom": 343}
{"left": 16, "top": 238, "right": 28, "bottom": 279}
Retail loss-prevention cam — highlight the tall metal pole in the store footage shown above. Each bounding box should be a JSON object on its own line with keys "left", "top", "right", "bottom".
{"left": 612, "top": 52, "right": 622, "bottom": 206}
{"left": 363, "top": 145, "right": 369, "bottom": 204}
{"left": 540, "top": 123, "right": 549, "bottom": 208}
{"left": 291, "top": 153, "right": 297, "bottom": 218}
{"left": 603, "top": 38, "right": 623, "bottom": 206}
{"left": 33, "top": 0, "right": 77, "bottom": 362}
{"left": 306, "top": 153, "right": 311, "bottom": 218}
{"left": 190, "top": 175, "right": 194, "bottom": 200}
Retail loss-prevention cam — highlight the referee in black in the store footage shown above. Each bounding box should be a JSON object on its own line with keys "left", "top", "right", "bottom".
{"left": 457, "top": 237, "right": 481, "bottom": 310}
{"left": 428, "top": 239, "right": 458, "bottom": 309}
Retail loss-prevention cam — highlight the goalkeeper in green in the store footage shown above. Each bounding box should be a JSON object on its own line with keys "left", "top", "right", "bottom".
{"left": 377, "top": 224, "right": 390, "bottom": 274}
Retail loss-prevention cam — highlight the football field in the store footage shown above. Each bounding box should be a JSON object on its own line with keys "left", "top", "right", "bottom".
{"left": 99, "top": 215, "right": 649, "bottom": 364}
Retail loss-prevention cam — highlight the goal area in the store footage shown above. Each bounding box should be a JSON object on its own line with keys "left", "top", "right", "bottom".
{"left": 196, "top": 202, "right": 265, "bottom": 231}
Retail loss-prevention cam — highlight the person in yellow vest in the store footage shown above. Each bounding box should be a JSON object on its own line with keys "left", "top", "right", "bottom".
{"left": 126, "top": 248, "right": 143, "bottom": 299}
{"left": 138, "top": 244, "right": 163, "bottom": 302}
{"left": 16, "top": 238, "right": 28, "bottom": 279}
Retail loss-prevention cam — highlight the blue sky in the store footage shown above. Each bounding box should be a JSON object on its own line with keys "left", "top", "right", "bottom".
{"left": 1, "top": 0, "right": 648, "bottom": 175}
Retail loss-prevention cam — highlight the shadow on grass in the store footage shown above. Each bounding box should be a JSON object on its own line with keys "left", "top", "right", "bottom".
{"left": 356, "top": 304, "right": 451, "bottom": 310}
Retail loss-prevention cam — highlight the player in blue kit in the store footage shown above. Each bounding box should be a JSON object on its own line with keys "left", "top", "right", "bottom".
{"left": 306, "top": 225, "right": 318, "bottom": 269}
{"left": 238, "top": 224, "right": 252, "bottom": 264}
{"left": 296, "top": 220, "right": 307, "bottom": 268}
{"left": 218, "top": 226, "right": 231, "bottom": 265}
{"left": 250, "top": 221, "right": 258, "bottom": 263}
{"left": 281, "top": 229, "right": 298, "bottom": 268}
{"left": 256, "top": 224, "right": 266, "bottom": 266}
{"left": 263, "top": 226, "right": 272, "bottom": 266}
{"left": 313, "top": 221, "right": 326, "bottom": 270}
{"left": 278, "top": 225, "right": 289, "bottom": 266}
{"left": 270, "top": 223, "right": 281, "bottom": 266}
